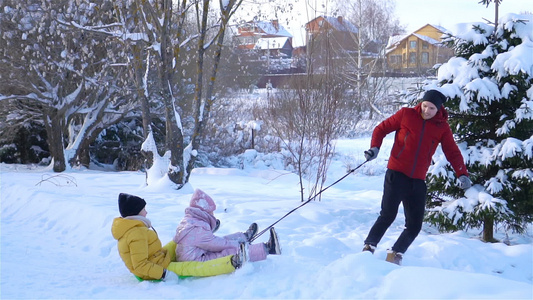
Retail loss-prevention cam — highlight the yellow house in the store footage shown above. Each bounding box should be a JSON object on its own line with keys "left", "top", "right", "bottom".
{"left": 385, "top": 24, "right": 454, "bottom": 75}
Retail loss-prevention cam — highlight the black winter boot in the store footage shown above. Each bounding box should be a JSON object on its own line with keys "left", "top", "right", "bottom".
{"left": 265, "top": 227, "right": 281, "bottom": 255}
{"left": 231, "top": 243, "right": 247, "bottom": 269}
{"left": 244, "top": 223, "right": 258, "bottom": 242}
{"left": 362, "top": 244, "right": 376, "bottom": 254}
{"left": 230, "top": 254, "right": 242, "bottom": 269}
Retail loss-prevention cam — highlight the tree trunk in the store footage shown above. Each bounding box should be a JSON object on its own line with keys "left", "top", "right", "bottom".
{"left": 185, "top": 7, "right": 227, "bottom": 182}
{"left": 165, "top": 104, "right": 185, "bottom": 186}
{"left": 74, "top": 125, "right": 106, "bottom": 169}
{"left": 76, "top": 139, "right": 92, "bottom": 168}
{"left": 184, "top": 0, "right": 209, "bottom": 183}
{"left": 159, "top": 0, "right": 185, "bottom": 187}
{"left": 132, "top": 44, "right": 154, "bottom": 169}
{"left": 44, "top": 112, "right": 66, "bottom": 172}
{"left": 482, "top": 215, "right": 496, "bottom": 242}
{"left": 132, "top": 45, "right": 152, "bottom": 138}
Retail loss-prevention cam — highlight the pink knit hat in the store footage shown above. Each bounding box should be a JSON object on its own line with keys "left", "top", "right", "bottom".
{"left": 189, "top": 189, "right": 216, "bottom": 213}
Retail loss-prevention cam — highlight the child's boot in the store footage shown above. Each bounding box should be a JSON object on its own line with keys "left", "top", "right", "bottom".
{"left": 231, "top": 242, "right": 247, "bottom": 269}
{"left": 244, "top": 223, "right": 258, "bottom": 242}
{"left": 265, "top": 227, "right": 281, "bottom": 255}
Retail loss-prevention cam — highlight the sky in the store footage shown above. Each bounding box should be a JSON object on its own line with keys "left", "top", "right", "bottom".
{"left": 237, "top": 0, "right": 531, "bottom": 46}
{"left": 395, "top": 0, "right": 531, "bottom": 33}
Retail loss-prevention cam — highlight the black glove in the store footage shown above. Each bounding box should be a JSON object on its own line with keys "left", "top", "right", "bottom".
{"left": 458, "top": 175, "right": 472, "bottom": 189}
{"left": 364, "top": 147, "right": 379, "bottom": 161}
{"left": 161, "top": 269, "right": 178, "bottom": 281}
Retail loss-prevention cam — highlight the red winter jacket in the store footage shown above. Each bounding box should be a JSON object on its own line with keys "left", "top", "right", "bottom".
{"left": 371, "top": 103, "right": 468, "bottom": 180}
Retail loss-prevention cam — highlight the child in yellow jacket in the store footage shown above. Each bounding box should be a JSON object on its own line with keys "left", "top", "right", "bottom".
{"left": 111, "top": 193, "right": 237, "bottom": 280}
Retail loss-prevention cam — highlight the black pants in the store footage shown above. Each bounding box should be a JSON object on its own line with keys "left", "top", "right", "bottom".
{"left": 364, "top": 169, "right": 427, "bottom": 254}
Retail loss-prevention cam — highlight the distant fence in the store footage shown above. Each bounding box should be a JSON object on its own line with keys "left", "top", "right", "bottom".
{"left": 255, "top": 72, "right": 428, "bottom": 88}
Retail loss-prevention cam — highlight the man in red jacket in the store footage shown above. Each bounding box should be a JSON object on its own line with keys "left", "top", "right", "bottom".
{"left": 362, "top": 89, "right": 471, "bottom": 265}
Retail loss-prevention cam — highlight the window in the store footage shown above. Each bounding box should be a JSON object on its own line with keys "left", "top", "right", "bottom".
{"left": 390, "top": 55, "right": 401, "bottom": 64}
{"left": 410, "top": 41, "right": 417, "bottom": 49}
{"left": 421, "top": 52, "right": 429, "bottom": 64}
{"left": 409, "top": 53, "right": 416, "bottom": 64}
{"left": 423, "top": 42, "right": 429, "bottom": 49}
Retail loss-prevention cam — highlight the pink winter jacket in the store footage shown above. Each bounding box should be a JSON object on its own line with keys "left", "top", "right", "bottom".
{"left": 173, "top": 206, "right": 246, "bottom": 262}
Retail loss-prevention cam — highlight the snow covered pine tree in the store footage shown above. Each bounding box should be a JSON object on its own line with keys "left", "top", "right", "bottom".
{"left": 424, "top": 13, "right": 533, "bottom": 242}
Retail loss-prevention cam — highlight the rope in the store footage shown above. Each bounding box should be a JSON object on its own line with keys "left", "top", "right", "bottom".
{"left": 249, "top": 160, "right": 369, "bottom": 242}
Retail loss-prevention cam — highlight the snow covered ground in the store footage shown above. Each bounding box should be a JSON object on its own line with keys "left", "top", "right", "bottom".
{"left": 1, "top": 136, "right": 532, "bottom": 299}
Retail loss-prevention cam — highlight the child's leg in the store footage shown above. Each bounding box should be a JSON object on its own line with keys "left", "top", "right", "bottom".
{"left": 167, "top": 255, "right": 235, "bottom": 277}
{"left": 162, "top": 241, "right": 177, "bottom": 262}
{"left": 248, "top": 243, "right": 267, "bottom": 262}
{"left": 223, "top": 232, "right": 247, "bottom": 242}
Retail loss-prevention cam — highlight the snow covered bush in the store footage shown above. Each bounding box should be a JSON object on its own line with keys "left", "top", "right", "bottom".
{"left": 425, "top": 13, "right": 533, "bottom": 241}
{"left": 426, "top": 182, "right": 515, "bottom": 235}
{"left": 201, "top": 91, "right": 283, "bottom": 167}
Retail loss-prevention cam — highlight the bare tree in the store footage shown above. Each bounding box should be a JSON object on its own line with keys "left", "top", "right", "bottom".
{"left": 340, "top": 0, "right": 405, "bottom": 119}
{"left": 257, "top": 76, "right": 344, "bottom": 202}
{"left": 256, "top": 0, "right": 347, "bottom": 201}
{"left": 185, "top": 0, "right": 245, "bottom": 182}
{"left": 80, "top": 0, "right": 245, "bottom": 188}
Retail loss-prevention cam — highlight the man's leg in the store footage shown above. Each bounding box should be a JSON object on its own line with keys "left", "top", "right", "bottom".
{"left": 391, "top": 178, "right": 427, "bottom": 254}
{"left": 364, "top": 169, "right": 405, "bottom": 247}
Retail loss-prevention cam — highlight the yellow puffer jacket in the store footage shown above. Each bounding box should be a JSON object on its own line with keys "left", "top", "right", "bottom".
{"left": 112, "top": 217, "right": 170, "bottom": 280}
{"left": 111, "top": 217, "right": 235, "bottom": 280}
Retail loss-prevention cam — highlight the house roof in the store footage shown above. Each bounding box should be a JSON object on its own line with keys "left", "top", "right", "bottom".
{"left": 253, "top": 20, "right": 293, "bottom": 37}
{"left": 413, "top": 24, "right": 450, "bottom": 34}
{"left": 413, "top": 33, "right": 441, "bottom": 45}
{"left": 306, "top": 16, "right": 359, "bottom": 34}
{"left": 386, "top": 34, "right": 408, "bottom": 48}
{"left": 254, "top": 37, "right": 291, "bottom": 50}
{"left": 322, "top": 16, "right": 358, "bottom": 34}
{"left": 385, "top": 24, "right": 447, "bottom": 54}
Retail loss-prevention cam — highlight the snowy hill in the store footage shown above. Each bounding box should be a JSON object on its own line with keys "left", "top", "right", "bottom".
{"left": 1, "top": 137, "right": 532, "bottom": 299}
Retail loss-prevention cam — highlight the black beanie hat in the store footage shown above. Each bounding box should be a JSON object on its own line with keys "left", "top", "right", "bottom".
{"left": 422, "top": 90, "right": 447, "bottom": 110}
{"left": 118, "top": 193, "right": 146, "bottom": 217}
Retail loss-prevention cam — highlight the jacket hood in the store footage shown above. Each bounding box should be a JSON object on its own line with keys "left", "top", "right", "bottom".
{"left": 111, "top": 217, "right": 147, "bottom": 240}
{"left": 414, "top": 102, "right": 448, "bottom": 124}
{"left": 174, "top": 207, "right": 217, "bottom": 244}
{"left": 189, "top": 189, "right": 217, "bottom": 213}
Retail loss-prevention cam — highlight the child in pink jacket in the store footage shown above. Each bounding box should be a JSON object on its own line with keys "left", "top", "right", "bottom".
{"left": 173, "top": 189, "right": 281, "bottom": 268}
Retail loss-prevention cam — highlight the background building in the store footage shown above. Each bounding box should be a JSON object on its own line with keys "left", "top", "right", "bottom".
{"left": 385, "top": 24, "right": 454, "bottom": 75}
